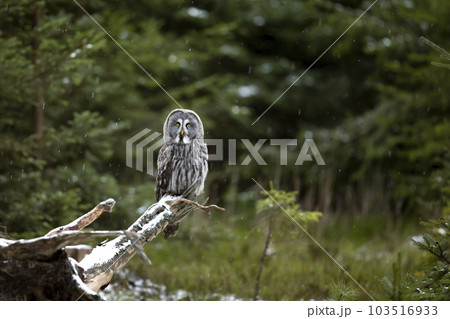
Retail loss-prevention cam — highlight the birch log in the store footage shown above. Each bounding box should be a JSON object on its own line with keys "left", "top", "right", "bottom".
{"left": 80, "top": 196, "right": 181, "bottom": 291}
{"left": 79, "top": 195, "right": 224, "bottom": 292}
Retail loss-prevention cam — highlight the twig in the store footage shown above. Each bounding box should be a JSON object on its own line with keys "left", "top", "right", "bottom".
{"left": 166, "top": 198, "right": 225, "bottom": 213}
{"left": 45, "top": 199, "right": 116, "bottom": 237}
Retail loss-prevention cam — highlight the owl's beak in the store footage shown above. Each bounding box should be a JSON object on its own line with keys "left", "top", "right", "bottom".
{"left": 181, "top": 130, "right": 184, "bottom": 136}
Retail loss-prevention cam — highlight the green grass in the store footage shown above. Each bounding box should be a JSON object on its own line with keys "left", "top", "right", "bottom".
{"left": 103, "top": 210, "right": 425, "bottom": 301}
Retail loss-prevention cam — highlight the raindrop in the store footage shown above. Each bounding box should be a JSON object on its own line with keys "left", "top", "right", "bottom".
{"left": 42, "top": 103, "right": 45, "bottom": 110}
{"left": 248, "top": 66, "right": 252, "bottom": 74}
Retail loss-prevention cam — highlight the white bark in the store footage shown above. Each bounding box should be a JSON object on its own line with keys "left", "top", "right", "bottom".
{"left": 79, "top": 197, "right": 176, "bottom": 292}
{"left": 79, "top": 195, "right": 224, "bottom": 292}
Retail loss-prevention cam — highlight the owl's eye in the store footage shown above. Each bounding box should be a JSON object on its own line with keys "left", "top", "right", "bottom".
{"left": 186, "top": 123, "right": 191, "bottom": 128}
{"left": 175, "top": 123, "right": 180, "bottom": 128}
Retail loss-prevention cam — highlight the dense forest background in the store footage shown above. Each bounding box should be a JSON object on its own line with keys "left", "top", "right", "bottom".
{"left": 0, "top": 0, "right": 448, "bottom": 300}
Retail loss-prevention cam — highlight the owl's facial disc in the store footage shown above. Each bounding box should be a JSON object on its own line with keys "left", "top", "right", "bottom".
{"left": 172, "top": 119, "right": 193, "bottom": 144}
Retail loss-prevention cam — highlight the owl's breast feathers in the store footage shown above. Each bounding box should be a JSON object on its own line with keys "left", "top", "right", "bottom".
{"left": 156, "top": 140, "right": 208, "bottom": 201}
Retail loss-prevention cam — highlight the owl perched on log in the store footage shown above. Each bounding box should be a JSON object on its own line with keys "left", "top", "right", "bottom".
{"left": 156, "top": 109, "right": 208, "bottom": 238}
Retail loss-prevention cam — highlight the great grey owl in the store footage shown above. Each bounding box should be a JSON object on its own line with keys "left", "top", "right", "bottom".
{"left": 156, "top": 109, "right": 208, "bottom": 238}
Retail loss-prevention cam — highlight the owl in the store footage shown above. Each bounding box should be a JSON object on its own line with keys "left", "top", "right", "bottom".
{"left": 156, "top": 109, "right": 208, "bottom": 237}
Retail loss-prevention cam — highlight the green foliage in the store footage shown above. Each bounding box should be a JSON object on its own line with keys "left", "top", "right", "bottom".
{"left": 0, "top": 110, "right": 123, "bottom": 237}
{"left": 256, "top": 183, "right": 322, "bottom": 236}
{"left": 254, "top": 183, "right": 321, "bottom": 299}
{"left": 1, "top": 0, "right": 447, "bottom": 234}
{"left": 329, "top": 281, "right": 359, "bottom": 301}
{"left": 380, "top": 253, "right": 406, "bottom": 300}
{"left": 407, "top": 217, "right": 449, "bottom": 300}
{"left": 420, "top": 36, "right": 450, "bottom": 69}
{"left": 413, "top": 219, "right": 449, "bottom": 264}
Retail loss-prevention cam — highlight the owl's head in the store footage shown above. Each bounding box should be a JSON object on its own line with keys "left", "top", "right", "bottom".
{"left": 163, "top": 109, "right": 205, "bottom": 144}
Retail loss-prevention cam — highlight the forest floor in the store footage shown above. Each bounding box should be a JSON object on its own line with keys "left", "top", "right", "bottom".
{"left": 100, "top": 212, "right": 426, "bottom": 301}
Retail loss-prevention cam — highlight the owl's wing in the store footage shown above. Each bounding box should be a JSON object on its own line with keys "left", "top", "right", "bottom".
{"left": 156, "top": 144, "right": 172, "bottom": 201}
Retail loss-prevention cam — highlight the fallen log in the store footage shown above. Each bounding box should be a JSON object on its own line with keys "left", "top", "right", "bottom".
{"left": 0, "top": 195, "right": 224, "bottom": 300}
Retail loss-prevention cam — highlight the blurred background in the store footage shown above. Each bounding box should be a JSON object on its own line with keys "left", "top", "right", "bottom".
{"left": 0, "top": 0, "right": 448, "bottom": 300}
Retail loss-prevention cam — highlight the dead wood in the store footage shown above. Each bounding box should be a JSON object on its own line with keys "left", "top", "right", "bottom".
{"left": 0, "top": 193, "right": 223, "bottom": 300}
{"left": 45, "top": 199, "right": 115, "bottom": 237}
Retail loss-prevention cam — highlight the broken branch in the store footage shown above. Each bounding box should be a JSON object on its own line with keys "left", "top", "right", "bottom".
{"left": 45, "top": 198, "right": 116, "bottom": 237}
